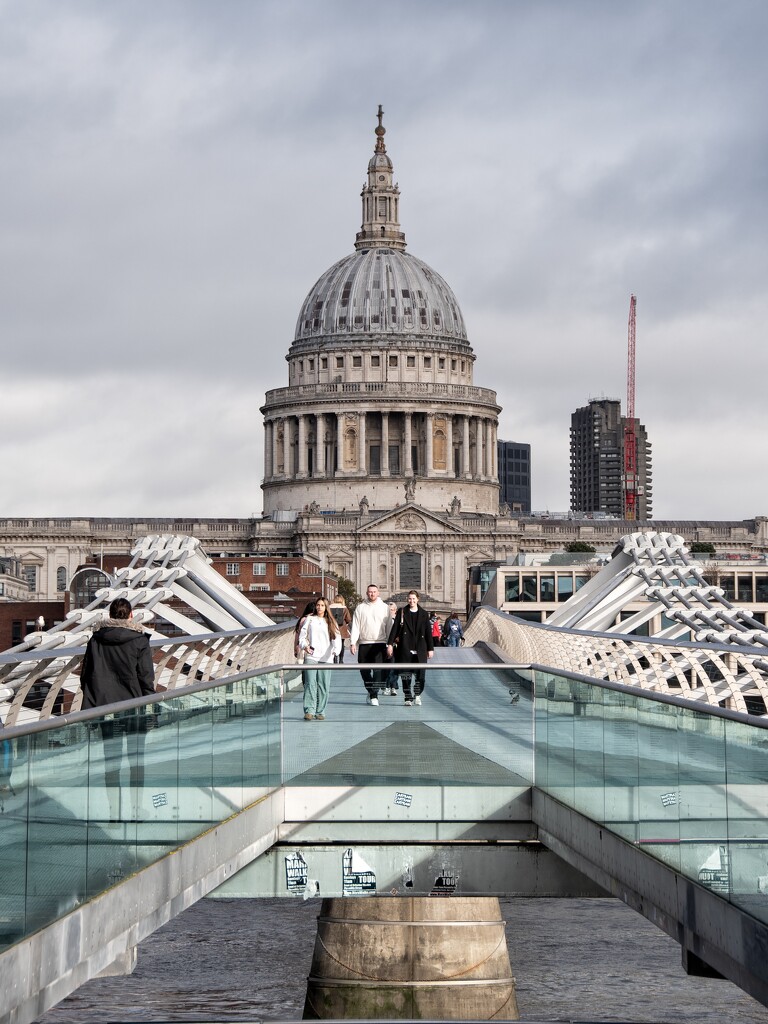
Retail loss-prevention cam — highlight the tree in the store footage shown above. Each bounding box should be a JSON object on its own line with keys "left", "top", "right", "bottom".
{"left": 564, "top": 541, "right": 596, "bottom": 553}
{"left": 337, "top": 576, "right": 361, "bottom": 611}
{"left": 690, "top": 541, "right": 716, "bottom": 554}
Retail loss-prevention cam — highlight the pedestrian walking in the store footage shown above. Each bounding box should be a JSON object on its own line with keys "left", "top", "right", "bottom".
{"left": 349, "top": 583, "right": 391, "bottom": 705}
{"left": 387, "top": 590, "right": 434, "bottom": 707}
{"left": 297, "top": 597, "right": 341, "bottom": 720}
{"left": 431, "top": 613, "right": 443, "bottom": 647}
{"left": 442, "top": 612, "right": 464, "bottom": 647}
{"left": 383, "top": 600, "right": 400, "bottom": 695}
{"left": 328, "top": 596, "right": 352, "bottom": 663}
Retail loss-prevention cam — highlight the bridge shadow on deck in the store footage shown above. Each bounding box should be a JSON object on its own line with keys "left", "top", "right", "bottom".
{"left": 289, "top": 721, "right": 527, "bottom": 787}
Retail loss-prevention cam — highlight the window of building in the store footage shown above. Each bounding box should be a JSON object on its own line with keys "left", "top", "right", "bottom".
{"left": 461, "top": 360, "right": 465, "bottom": 372}
{"left": 226, "top": 563, "right": 240, "bottom": 576}
{"left": 438, "top": 357, "right": 445, "bottom": 369}
{"left": 56, "top": 566, "right": 67, "bottom": 592}
{"left": 0, "top": 583, "right": 4, "bottom": 596}
{"left": 308, "top": 359, "right": 314, "bottom": 370}
{"left": 298, "top": 360, "right": 303, "bottom": 372}
{"left": 336, "top": 356, "right": 344, "bottom": 369}
{"left": 757, "top": 576, "right": 768, "bottom": 602}
{"left": 371, "top": 355, "right": 380, "bottom": 367}
{"left": 22, "top": 565, "right": 36, "bottom": 591}
{"left": 451, "top": 359, "right": 457, "bottom": 370}
{"left": 521, "top": 575, "right": 537, "bottom": 602}
{"left": 407, "top": 355, "right": 415, "bottom": 367}
{"left": 557, "top": 576, "right": 574, "bottom": 602}
{"left": 389, "top": 355, "right": 398, "bottom": 367}
{"left": 388, "top": 445, "right": 400, "bottom": 474}
{"left": 253, "top": 562, "right": 266, "bottom": 576}
{"left": 11, "top": 621, "right": 22, "bottom": 645}
{"left": 321, "top": 357, "right": 328, "bottom": 369}
{"left": 424, "top": 356, "right": 432, "bottom": 368}
{"left": 276, "top": 563, "right": 289, "bottom": 576}
{"left": 399, "top": 551, "right": 421, "bottom": 590}
{"left": 540, "top": 575, "right": 555, "bottom": 602}
{"left": 737, "top": 575, "right": 753, "bottom": 603}
{"left": 353, "top": 355, "right": 362, "bottom": 367}
{"left": 504, "top": 575, "right": 520, "bottom": 602}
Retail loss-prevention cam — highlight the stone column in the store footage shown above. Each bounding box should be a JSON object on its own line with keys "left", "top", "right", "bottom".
{"left": 358, "top": 412, "right": 367, "bottom": 475}
{"left": 264, "top": 420, "right": 273, "bottom": 479}
{"left": 297, "top": 414, "right": 308, "bottom": 479}
{"left": 426, "top": 413, "right": 434, "bottom": 475}
{"left": 283, "top": 417, "right": 292, "bottom": 479}
{"left": 381, "top": 411, "right": 390, "bottom": 476}
{"left": 272, "top": 419, "right": 280, "bottom": 478}
{"left": 335, "top": 412, "right": 344, "bottom": 476}
{"left": 316, "top": 413, "right": 326, "bottom": 478}
{"left": 447, "top": 416, "right": 454, "bottom": 476}
{"left": 404, "top": 412, "right": 413, "bottom": 476}
{"left": 463, "top": 416, "right": 471, "bottom": 479}
{"left": 483, "top": 419, "right": 491, "bottom": 479}
{"left": 491, "top": 420, "right": 498, "bottom": 479}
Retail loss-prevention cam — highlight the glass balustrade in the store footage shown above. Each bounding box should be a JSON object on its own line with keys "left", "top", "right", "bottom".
{"left": 0, "top": 671, "right": 282, "bottom": 953}
{"left": 3, "top": 660, "right": 768, "bottom": 956}
{"left": 533, "top": 668, "right": 768, "bottom": 926}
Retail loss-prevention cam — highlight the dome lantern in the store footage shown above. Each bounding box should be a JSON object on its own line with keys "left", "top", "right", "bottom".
{"left": 355, "top": 105, "right": 406, "bottom": 253}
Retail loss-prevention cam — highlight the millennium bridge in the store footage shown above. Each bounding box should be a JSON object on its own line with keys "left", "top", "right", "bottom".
{"left": 2, "top": 532, "right": 768, "bottom": 1021}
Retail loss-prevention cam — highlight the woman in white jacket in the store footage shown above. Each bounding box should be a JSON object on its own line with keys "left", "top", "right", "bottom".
{"left": 298, "top": 597, "right": 341, "bottom": 720}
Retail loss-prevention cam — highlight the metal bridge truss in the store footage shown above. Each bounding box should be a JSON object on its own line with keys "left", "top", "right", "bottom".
{"left": 466, "top": 532, "right": 768, "bottom": 714}
{"left": 0, "top": 535, "right": 295, "bottom": 729}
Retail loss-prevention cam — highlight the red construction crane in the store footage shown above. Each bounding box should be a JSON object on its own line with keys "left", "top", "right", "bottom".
{"left": 624, "top": 294, "right": 637, "bottom": 520}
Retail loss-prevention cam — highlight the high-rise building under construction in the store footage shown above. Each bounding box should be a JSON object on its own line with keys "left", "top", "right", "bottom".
{"left": 570, "top": 399, "right": 653, "bottom": 519}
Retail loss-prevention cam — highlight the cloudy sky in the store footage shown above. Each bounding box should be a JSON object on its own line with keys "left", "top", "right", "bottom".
{"left": 1, "top": 0, "right": 766, "bottom": 520}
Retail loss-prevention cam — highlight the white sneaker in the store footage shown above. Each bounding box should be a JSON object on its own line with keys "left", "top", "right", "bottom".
{"left": 414, "top": 695, "right": 422, "bottom": 705}
{"left": 368, "top": 696, "right": 379, "bottom": 706}
{"left": 404, "top": 699, "right": 413, "bottom": 707}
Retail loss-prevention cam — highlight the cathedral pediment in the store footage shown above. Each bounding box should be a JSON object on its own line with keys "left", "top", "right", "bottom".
{"left": 357, "top": 504, "right": 466, "bottom": 536}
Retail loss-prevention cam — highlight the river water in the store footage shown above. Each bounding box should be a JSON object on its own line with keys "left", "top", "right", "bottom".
{"left": 38, "top": 896, "right": 768, "bottom": 1023}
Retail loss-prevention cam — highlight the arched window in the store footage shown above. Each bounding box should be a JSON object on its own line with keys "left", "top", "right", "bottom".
{"left": 56, "top": 566, "right": 67, "bottom": 592}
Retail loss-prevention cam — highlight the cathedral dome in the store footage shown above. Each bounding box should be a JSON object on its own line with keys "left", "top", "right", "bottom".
{"left": 293, "top": 247, "right": 468, "bottom": 345}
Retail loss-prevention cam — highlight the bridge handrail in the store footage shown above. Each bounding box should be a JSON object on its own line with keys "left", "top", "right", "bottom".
{"left": 465, "top": 605, "right": 768, "bottom": 715}
{"left": 0, "top": 622, "right": 297, "bottom": 730}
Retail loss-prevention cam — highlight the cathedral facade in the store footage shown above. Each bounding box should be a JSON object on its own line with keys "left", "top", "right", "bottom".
{"left": 261, "top": 108, "right": 501, "bottom": 520}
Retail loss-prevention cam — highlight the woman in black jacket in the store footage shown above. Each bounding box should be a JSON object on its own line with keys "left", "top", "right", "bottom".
{"left": 386, "top": 590, "right": 434, "bottom": 706}
{"left": 81, "top": 597, "right": 155, "bottom": 708}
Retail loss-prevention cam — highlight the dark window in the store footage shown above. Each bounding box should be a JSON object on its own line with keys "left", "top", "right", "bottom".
{"left": 399, "top": 552, "right": 421, "bottom": 590}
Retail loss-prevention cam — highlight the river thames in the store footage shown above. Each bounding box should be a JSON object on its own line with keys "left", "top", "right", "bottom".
{"left": 38, "top": 896, "right": 768, "bottom": 1023}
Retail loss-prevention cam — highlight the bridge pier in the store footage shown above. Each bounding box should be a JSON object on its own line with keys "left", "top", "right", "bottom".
{"left": 303, "top": 896, "right": 518, "bottom": 1020}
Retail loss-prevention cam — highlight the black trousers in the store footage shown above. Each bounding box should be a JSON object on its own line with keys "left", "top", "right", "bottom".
{"left": 357, "top": 643, "right": 388, "bottom": 696}
{"left": 400, "top": 663, "right": 427, "bottom": 699}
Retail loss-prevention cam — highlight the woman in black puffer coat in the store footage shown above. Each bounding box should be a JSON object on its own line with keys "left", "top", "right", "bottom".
{"left": 81, "top": 597, "right": 155, "bottom": 708}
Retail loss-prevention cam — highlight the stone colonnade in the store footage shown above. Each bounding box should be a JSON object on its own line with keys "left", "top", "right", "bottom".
{"left": 264, "top": 409, "right": 498, "bottom": 482}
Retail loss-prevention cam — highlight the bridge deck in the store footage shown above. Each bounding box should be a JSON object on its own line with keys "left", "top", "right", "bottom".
{"left": 283, "top": 647, "right": 530, "bottom": 785}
